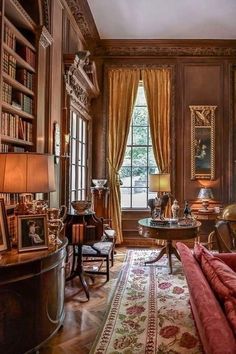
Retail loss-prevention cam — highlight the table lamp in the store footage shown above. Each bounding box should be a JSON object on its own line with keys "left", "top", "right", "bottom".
{"left": 197, "top": 187, "right": 214, "bottom": 211}
{"left": 0, "top": 152, "right": 56, "bottom": 214}
{"left": 149, "top": 173, "right": 171, "bottom": 219}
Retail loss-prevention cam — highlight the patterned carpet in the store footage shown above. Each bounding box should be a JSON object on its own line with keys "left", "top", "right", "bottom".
{"left": 90, "top": 249, "right": 203, "bottom": 354}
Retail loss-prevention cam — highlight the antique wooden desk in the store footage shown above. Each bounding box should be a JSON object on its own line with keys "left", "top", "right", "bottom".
{"left": 0, "top": 238, "right": 68, "bottom": 354}
{"left": 138, "top": 218, "right": 201, "bottom": 274}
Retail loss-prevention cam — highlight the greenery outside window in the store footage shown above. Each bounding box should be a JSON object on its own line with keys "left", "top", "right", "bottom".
{"left": 69, "top": 110, "right": 88, "bottom": 203}
{"left": 120, "top": 83, "right": 158, "bottom": 208}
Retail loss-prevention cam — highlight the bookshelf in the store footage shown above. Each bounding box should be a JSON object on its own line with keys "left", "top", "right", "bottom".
{"left": 0, "top": 0, "right": 37, "bottom": 210}
{"left": 0, "top": 0, "right": 36, "bottom": 154}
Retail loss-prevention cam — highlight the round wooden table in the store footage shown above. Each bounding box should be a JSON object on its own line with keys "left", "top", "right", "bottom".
{"left": 138, "top": 218, "right": 201, "bottom": 274}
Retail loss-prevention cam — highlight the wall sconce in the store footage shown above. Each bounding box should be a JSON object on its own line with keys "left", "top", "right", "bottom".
{"left": 64, "top": 134, "right": 70, "bottom": 158}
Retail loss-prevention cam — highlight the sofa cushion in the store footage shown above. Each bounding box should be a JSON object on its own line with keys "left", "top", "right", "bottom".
{"left": 225, "top": 296, "right": 236, "bottom": 335}
{"left": 194, "top": 244, "right": 236, "bottom": 334}
{"left": 200, "top": 252, "right": 236, "bottom": 299}
{"left": 176, "top": 242, "right": 236, "bottom": 354}
{"left": 193, "top": 242, "right": 213, "bottom": 262}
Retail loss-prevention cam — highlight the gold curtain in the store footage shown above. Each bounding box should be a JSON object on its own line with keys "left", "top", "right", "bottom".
{"left": 108, "top": 68, "right": 139, "bottom": 244}
{"left": 141, "top": 68, "right": 171, "bottom": 173}
{"left": 141, "top": 68, "right": 171, "bottom": 216}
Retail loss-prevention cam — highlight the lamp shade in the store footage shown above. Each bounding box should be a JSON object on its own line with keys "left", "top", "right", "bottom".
{"left": 197, "top": 187, "right": 214, "bottom": 200}
{"left": 149, "top": 173, "right": 171, "bottom": 192}
{"left": 0, "top": 153, "right": 56, "bottom": 193}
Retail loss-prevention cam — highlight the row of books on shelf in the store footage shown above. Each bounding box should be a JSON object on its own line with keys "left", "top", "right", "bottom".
{"left": 3, "top": 50, "right": 16, "bottom": 79}
{"left": 17, "top": 69, "right": 34, "bottom": 90}
{"left": 2, "top": 81, "right": 12, "bottom": 104}
{"left": 3, "top": 50, "right": 34, "bottom": 90}
{"left": 4, "top": 24, "right": 16, "bottom": 51}
{"left": 1, "top": 111, "right": 33, "bottom": 141}
{"left": 2, "top": 82, "right": 33, "bottom": 114}
{"left": 4, "top": 24, "right": 36, "bottom": 69}
{"left": 0, "top": 143, "right": 25, "bottom": 152}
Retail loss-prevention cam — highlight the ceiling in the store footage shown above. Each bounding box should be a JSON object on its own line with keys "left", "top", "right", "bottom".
{"left": 87, "top": 0, "right": 236, "bottom": 40}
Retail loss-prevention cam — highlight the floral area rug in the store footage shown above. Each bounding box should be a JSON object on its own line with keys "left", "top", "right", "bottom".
{"left": 90, "top": 249, "right": 203, "bottom": 354}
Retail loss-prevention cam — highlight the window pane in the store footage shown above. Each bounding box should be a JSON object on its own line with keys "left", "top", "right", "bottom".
{"left": 72, "top": 139, "right": 76, "bottom": 164}
{"left": 72, "top": 112, "right": 76, "bottom": 136}
{"left": 133, "top": 107, "right": 148, "bottom": 125}
{"left": 127, "top": 130, "right": 132, "bottom": 145}
{"left": 148, "top": 147, "right": 156, "bottom": 166}
{"left": 120, "top": 166, "right": 131, "bottom": 187}
{"left": 120, "top": 188, "right": 131, "bottom": 208}
{"left": 71, "top": 165, "right": 76, "bottom": 189}
{"left": 133, "top": 126, "right": 148, "bottom": 145}
{"left": 132, "top": 188, "right": 147, "bottom": 208}
{"left": 135, "top": 86, "right": 146, "bottom": 106}
{"left": 123, "top": 148, "right": 131, "bottom": 166}
{"left": 120, "top": 83, "right": 158, "bottom": 209}
{"left": 132, "top": 147, "right": 147, "bottom": 166}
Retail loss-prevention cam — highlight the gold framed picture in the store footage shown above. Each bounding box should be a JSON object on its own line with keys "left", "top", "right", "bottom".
{"left": 190, "top": 105, "right": 217, "bottom": 180}
{"left": 17, "top": 214, "right": 48, "bottom": 252}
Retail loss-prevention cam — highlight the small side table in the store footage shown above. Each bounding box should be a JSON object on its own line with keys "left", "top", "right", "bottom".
{"left": 193, "top": 210, "right": 221, "bottom": 244}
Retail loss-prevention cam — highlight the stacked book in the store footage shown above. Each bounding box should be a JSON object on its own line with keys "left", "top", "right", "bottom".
{"left": 12, "top": 91, "right": 33, "bottom": 114}
{"left": 2, "top": 82, "right": 12, "bottom": 104}
{"left": 3, "top": 51, "right": 17, "bottom": 79}
{"left": 1, "top": 111, "right": 33, "bottom": 141}
{"left": 17, "top": 44, "right": 36, "bottom": 69}
{"left": 16, "top": 69, "right": 34, "bottom": 90}
{"left": 4, "top": 24, "right": 16, "bottom": 50}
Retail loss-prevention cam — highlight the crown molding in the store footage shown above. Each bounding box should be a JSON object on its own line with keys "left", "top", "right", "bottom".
{"left": 94, "top": 39, "right": 236, "bottom": 57}
{"left": 65, "top": 0, "right": 99, "bottom": 41}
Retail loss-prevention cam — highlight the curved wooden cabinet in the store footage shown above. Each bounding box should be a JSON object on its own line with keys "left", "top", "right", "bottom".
{"left": 0, "top": 238, "right": 68, "bottom": 354}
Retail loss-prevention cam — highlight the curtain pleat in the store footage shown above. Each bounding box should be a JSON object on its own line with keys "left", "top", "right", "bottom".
{"left": 141, "top": 68, "right": 171, "bottom": 216}
{"left": 108, "top": 69, "right": 139, "bottom": 244}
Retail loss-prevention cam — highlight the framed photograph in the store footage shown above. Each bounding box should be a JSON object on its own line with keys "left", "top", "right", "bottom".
{"left": 17, "top": 214, "right": 48, "bottom": 252}
{"left": 0, "top": 198, "right": 11, "bottom": 252}
{"left": 190, "top": 105, "right": 217, "bottom": 180}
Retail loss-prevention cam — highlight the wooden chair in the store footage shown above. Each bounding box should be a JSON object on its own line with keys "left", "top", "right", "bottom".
{"left": 214, "top": 220, "right": 235, "bottom": 252}
{"left": 82, "top": 228, "right": 116, "bottom": 282}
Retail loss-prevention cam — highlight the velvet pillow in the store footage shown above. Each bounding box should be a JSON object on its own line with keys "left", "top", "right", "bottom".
{"left": 225, "top": 296, "right": 236, "bottom": 335}
{"left": 202, "top": 252, "right": 236, "bottom": 298}
{"left": 193, "top": 242, "right": 213, "bottom": 263}
{"left": 200, "top": 254, "right": 232, "bottom": 300}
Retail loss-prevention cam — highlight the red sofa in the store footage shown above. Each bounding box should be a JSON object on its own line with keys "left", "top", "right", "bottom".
{"left": 176, "top": 242, "right": 236, "bottom": 354}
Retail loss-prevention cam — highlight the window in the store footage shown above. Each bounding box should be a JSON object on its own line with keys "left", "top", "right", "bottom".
{"left": 69, "top": 110, "right": 88, "bottom": 203}
{"left": 120, "top": 84, "right": 158, "bottom": 208}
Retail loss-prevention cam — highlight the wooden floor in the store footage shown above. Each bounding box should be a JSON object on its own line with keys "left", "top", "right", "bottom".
{"left": 39, "top": 247, "right": 128, "bottom": 354}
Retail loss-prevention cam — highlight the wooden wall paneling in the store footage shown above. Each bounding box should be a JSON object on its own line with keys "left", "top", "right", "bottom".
{"left": 233, "top": 66, "right": 236, "bottom": 202}
{"left": 182, "top": 63, "right": 224, "bottom": 204}
{"left": 48, "top": 0, "right": 63, "bottom": 207}
{"left": 91, "top": 58, "right": 107, "bottom": 179}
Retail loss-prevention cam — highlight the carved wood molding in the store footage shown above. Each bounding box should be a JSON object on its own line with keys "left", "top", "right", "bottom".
{"left": 10, "top": 0, "right": 36, "bottom": 29}
{"left": 64, "top": 51, "right": 100, "bottom": 115}
{"left": 42, "top": 0, "right": 50, "bottom": 30}
{"left": 39, "top": 26, "right": 53, "bottom": 48}
{"left": 94, "top": 40, "right": 236, "bottom": 57}
{"left": 65, "top": 0, "right": 99, "bottom": 41}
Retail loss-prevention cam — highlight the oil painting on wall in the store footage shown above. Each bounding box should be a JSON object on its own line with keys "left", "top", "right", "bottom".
{"left": 190, "top": 105, "right": 217, "bottom": 180}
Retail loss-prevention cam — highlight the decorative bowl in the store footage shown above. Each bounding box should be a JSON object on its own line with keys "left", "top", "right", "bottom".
{"left": 92, "top": 179, "right": 107, "bottom": 188}
{"left": 71, "top": 200, "right": 91, "bottom": 214}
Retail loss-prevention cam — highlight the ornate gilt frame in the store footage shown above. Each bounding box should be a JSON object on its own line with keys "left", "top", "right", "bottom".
{"left": 190, "top": 105, "right": 217, "bottom": 180}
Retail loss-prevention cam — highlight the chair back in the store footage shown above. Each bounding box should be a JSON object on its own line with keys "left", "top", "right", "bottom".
{"left": 214, "top": 220, "right": 234, "bottom": 252}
